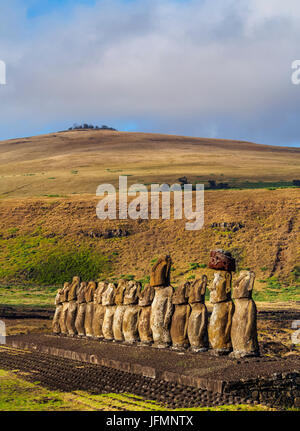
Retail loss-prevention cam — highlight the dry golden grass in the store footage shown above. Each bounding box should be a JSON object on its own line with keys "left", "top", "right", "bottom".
{"left": 0, "top": 130, "right": 299, "bottom": 197}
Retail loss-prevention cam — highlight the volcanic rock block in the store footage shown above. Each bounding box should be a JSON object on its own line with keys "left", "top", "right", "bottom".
{"left": 52, "top": 288, "right": 63, "bottom": 334}
{"left": 75, "top": 282, "right": 87, "bottom": 336}
{"left": 208, "top": 271, "right": 234, "bottom": 355}
{"left": 150, "top": 285, "right": 174, "bottom": 348}
{"left": 102, "top": 283, "right": 117, "bottom": 341}
{"left": 92, "top": 281, "right": 108, "bottom": 339}
{"left": 138, "top": 284, "right": 155, "bottom": 345}
{"left": 187, "top": 276, "right": 209, "bottom": 352}
{"left": 231, "top": 271, "right": 259, "bottom": 358}
{"left": 59, "top": 282, "right": 70, "bottom": 335}
{"left": 170, "top": 282, "right": 191, "bottom": 350}
{"left": 208, "top": 249, "right": 236, "bottom": 272}
{"left": 66, "top": 276, "right": 81, "bottom": 336}
{"left": 150, "top": 255, "right": 172, "bottom": 288}
{"left": 112, "top": 280, "right": 127, "bottom": 342}
{"left": 123, "top": 281, "right": 142, "bottom": 344}
{"left": 84, "top": 281, "right": 97, "bottom": 337}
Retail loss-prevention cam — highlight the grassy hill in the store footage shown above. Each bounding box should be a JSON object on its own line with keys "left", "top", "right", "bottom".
{"left": 0, "top": 130, "right": 299, "bottom": 300}
{"left": 0, "top": 129, "right": 299, "bottom": 197}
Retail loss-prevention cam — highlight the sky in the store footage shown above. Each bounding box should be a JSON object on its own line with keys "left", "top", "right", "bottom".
{"left": 0, "top": 0, "right": 300, "bottom": 146}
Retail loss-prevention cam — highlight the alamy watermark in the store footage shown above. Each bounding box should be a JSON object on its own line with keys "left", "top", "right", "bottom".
{"left": 0, "top": 320, "right": 6, "bottom": 345}
{"left": 96, "top": 176, "right": 204, "bottom": 231}
{"left": 291, "top": 60, "right": 300, "bottom": 85}
{"left": 0, "top": 60, "right": 6, "bottom": 85}
{"left": 291, "top": 320, "right": 300, "bottom": 345}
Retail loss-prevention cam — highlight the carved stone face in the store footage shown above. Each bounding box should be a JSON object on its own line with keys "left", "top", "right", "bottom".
{"left": 233, "top": 270, "right": 255, "bottom": 299}
{"left": 95, "top": 282, "right": 108, "bottom": 303}
{"left": 172, "top": 282, "right": 190, "bottom": 305}
{"left": 138, "top": 284, "right": 154, "bottom": 306}
{"left": 209, "top": 271, "right": 232, "bottom": 303}
{"left": 72, "top": 276, "right": 81, "bottom": 284}
{"left": 114, "top": 280, "right": 127, "bottom": 305}
{"left": 150, "top": 255, "right": 172, "bottom": 287}
{"left": 124, "top": 280, "right": 141, "bottom": 305}
{"left": 188, "top": 275, "right": 207, "bottom": 304}
{"left": 102, "top": 283, "right": 116, "bottom": 306}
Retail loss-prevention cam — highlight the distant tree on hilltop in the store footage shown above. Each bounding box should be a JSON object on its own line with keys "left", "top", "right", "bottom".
{"left": 69, "top": 123, "right": 117, "bottom": 131}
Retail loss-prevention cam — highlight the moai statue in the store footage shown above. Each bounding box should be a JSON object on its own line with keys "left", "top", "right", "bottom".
{"left": 138, "top": 284, "right": 155, "bottom": 345}
{"left": 59, "top": 282, "right": 70, "bottom": 335}
{"left": 52, "top": 288, "right": 63, "bottom": 334}
{"left": 231, "top": 271, "right": 259, "bottom": 358}
{"left": 112, "top": 280, "right": 127, "bottom": 342}
{"left": 187, "top": 275, "right": 209, "bottom": 352}
{"left": 170, "top": 282, "right": 191, "bottom": 350}
{"left": 102, "top": 282, "right": 117, "bottom": 341}
{"left": 123, "top": 281, "right": 142, "bottom": 344}
{"left": 208, "top": 270, "right": 235, "bottom": 355}
{"left": 92, "top": 282, "right": 108, "bottom": 339}
{"left": 150, "top": 255, "right": 174, "bottom": 348}
{"left": 84, "top": 281, "right": 97, "bottom": 337}
{"left": 75, "top": 282, "right": 87, "bottom": 336}
{"left": 66, "top": 276, "right": 81, "bottom": 336}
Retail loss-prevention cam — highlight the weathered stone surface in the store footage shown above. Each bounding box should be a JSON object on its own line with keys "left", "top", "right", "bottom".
{"left": 150, "top": 285, "right": 174, "bottom": 348}
{"left": 84, "top": 281, "right": 97, "bottom": 337}
{"left": 102, "top": 283, "right": 117, "bottom": 340}
{"left": 123, "top": 281, "right": 142, "bottom": 344}
{"left": 138, "top": 284, "right": 155, "bottom": 345}
{"left": 150, "top": 255, "right": 172, "bottom": 287}
{"left": 112, "top": 280, "right": 127, "bottom": 342}
{"left": 231, "top": 271, "right": 259, "bottom": 358}
{"left": 187, "top": 276, "right": 209, "bottom": 352}
{"left": 208, "top": 271, "right": 234, "bottom": 354}
{"left": 75, "top": 282, "right": 87, "bottom": 336}
{"left": 170, "top": 282, "right": 191, "bottom": 350}
{"left": 66, "top": 277, "right": 80, "bottom": 336}
{"left": 52, "top": 289, "right": 63, "bottom": 334}
{"left": 59, "top": 282, "right": 70, "bottom": 335}
{"left": 92, "top": 282, "right": 108, "bottom": 338}
{"left": 208, "top": 249, "right": 236, "bottom": 272}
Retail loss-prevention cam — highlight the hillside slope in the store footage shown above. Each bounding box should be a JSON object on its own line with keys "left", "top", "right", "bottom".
{"left": 0, "top": 189, "right": 298, "bottom": 296}
{"left": 0, "top": 130, "right": 299, "bottom": 197}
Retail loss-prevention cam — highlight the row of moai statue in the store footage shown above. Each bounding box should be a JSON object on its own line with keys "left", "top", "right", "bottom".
{"left": 52, "top": 250, "right": 259, "bottom": 358}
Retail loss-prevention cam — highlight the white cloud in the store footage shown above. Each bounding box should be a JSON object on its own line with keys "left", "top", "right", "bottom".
{"left": 0, "top": 0, "right": 300, "bottom": 145}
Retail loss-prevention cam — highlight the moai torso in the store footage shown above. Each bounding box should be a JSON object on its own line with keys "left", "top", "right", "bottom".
{"left": 59, "top": 282, "right": 70, "bottom": 335}
{"left": 102, "top": 283, "right": 117, "bottom": 340}
{"left": 75, "top": 282, "right": 87, "bottom": 336}
{"left": 113, "top": 280, "right": 127, "bottom": 341}
{"left": 66, "top": 277, "right": 81, "bottom": 336}
{"left": 208, "top": 271, "right": 234, "bottom": 354}
{"left": 138, "top": 284, "right": 155, "bottom": 345}
{"left": 123, "top": 281, "right": 142, "bottom": 343}
{"left": 150, "top": 255, "right": 174, "bottom": 348}
{"left": 84, "top": 281, "right": 97, "bottom": 337}
{"left": 170, "top": 282, "right": 191, "bottom": 350}
{"left": 231, "top": 271, "right": 259, "bottom": 358}
{"left": 52, "top": 289, "right": 63, "bottom": 334}
{"left": 93, "top": 282, "right": 108, "bottom": 338}
{"left": 187, "top": 276, "right": 209, "bottom": 352}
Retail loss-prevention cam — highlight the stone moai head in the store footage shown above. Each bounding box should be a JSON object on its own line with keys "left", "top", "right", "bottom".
{"left": 72, "top": 276, "right": 81, "bottom": 285}
{"left": 172, "top": 281, "right": 190, "bottom": 305}
{"left": 85, "top": 281, "right": 97, "bottom": 302}
{"left": 102, "top": 282, "right": 117, "bottom": 306}
{"left": 233, "top": 270, "right": 255, "bottom": 299}
{"left": 188, "top": 275, "right": 208, "bottom": 304}
{"left": 115, "top": 279, "right": 127, "bottom": 305}
{"left": 124, "top": 280, "right": 142, "bottom": 305}
{"left": 150, "top": 255, "right": 172, "bottom": 287}
{"left": 96, "top": 281, "right": 108, "bottom": 303}
{"left": 138, "top": 284, "right": 155, "bottom": 306}
{"left": 209, "top": 271, "right": 232, "bottom": 303}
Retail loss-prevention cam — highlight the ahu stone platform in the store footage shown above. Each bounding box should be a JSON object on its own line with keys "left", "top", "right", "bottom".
{"left": 6, "top": 333, "right": 300, "bottom": 407}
